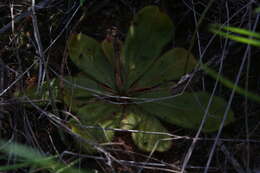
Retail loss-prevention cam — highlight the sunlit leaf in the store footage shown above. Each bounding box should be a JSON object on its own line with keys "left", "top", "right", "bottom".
{"left": 136, "top": 48, "right": 197, "bottom": 88}
{"left": 68, "top": 33, "right": 115, "bottom": 88}
{"left": 210, "top": 24, "right": 260, "bottom": 39}
{"left": 138, "top": 91, "right": 235, "bottom": 132}
{"left": 209, "top": 24, "right": 260, "bottom": 47}
{"left": 123, "top": 6, "right": 174, "bottom": 88}
{"left": 132, "top": 114, "right": 172, "bottom": 152}
{"left": 120, "top": 112, "right": 141, "bottom": 130}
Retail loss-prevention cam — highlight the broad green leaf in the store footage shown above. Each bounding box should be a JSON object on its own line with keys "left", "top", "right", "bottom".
{"left": 101, "top": 38, "right": 123, "bottom": 66}
{"left": 99, "top": 118, "right": 119, "bottom": 141}
{"left": 123, "top": 5, "right": 174, "bottom": 88}
{"left": 101, "top": 39, "right": 115, "bottom": 65}
{"left": 133, "top": 86, "right": 171, "bottom": 98}
{"left": 132, "top": 114, "right": 172, "bottom": 152}
{"left": 120, "top": 112, "right": 141, "bottom": 130}
{"left": 69, "top": 102, "right": 120, "bottom": 153}
{"left": 138, "top": 91, "right": 235, "bottom": 132}
{"left": 68, "top": 33, "right": 115, "bottom": 88}
{"left": 69, "top": 120, "right": 117, "bottom": 153}
{"left": 63, "top": 75, "right": 110, "bottom": 110}
{"left": 137, "top": 48, "right": 197, "bottom": 88}
{"left": 77, "top": 102, "right": 120, "bottom": 123}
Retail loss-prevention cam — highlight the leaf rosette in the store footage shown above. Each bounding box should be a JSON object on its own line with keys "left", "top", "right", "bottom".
{"left": 65, "top": 6, "right": 235, "bottom": 152}
{"left": 25, "top": 6, "right": 235, "bottom": 152}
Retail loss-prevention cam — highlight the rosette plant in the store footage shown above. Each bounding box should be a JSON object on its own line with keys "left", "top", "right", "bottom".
{"left": 60, "top": 6, "right": 234, "bottom": 152}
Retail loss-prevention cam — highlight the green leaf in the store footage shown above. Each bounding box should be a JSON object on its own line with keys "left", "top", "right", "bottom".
{"left": 132, "top": 114, "right": 172, "bottom": 152}
{"left": 133, "top": 86, "right": 171, "bottom": 98}
{"left": 120, "top": 112, "right": 141, "bottom": 130}
{"left": 69, "top": 120, "right": 117, "bottom": 153}
{"left": 209, "top": 24, "right": 260, "bottom": 47}
{"left": 69, "top": 101, "right": 120, "bottom": 153}
{"left": 101, "top": 38, "right": 123, "bottom": 66}
{"left": 137, "top": 48, "right": 197, "bottom": 88}
{"left": 0, "top": 140, "right": 95, "bottom": 173}
{"left": 101, "top": 39, "right": 115, "bottom": 66}
{"left": 202, "top": 63, "right": 260, "bottom": 103}
{"left": 123, "top": 5, "right": 174, "bottom": 88}
{"left": 77, "top": 102, "right": 120, "bottom": 123}
{"left": 68, "top": 33, "right": 115, "bottom": 88}
{"left": 63, "top": 75, "right": 110, "bottom": 111}
{"left": 139, "top": 91, "right": 235, "bottom": 132}
{"left": 210, "top": 24, "right": 260, "bottom": 39}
